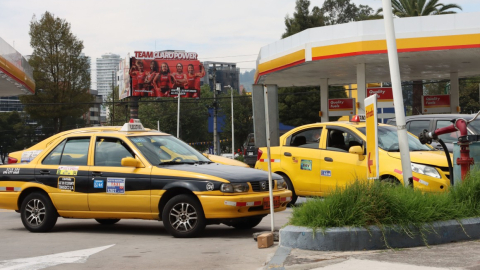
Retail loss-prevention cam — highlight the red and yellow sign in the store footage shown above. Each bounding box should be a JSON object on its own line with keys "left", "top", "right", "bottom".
{"left": 365, "top": 95, "right": 379, "bottom": 180}
{"left": 328, "top": 98, "right": 355, "bottom": 116}
{"left": 421, "top": 95, "right": 451, "bottom": 114}
{"left": 367, "top": 87, "right": 393, "bottom": 102}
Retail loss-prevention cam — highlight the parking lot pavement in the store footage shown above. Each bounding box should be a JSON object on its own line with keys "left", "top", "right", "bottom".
{"left": 0, "top": 207, "right": 292, "bottom": 270}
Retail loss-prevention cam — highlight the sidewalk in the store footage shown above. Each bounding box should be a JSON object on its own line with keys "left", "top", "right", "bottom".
{"left": 265, "top": 238, "right": 480, "bottom": 269}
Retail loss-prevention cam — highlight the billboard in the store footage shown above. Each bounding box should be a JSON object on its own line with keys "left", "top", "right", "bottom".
{"left": 421, "top": 94, "right": 451, "bottom": 114}
{"left": 118, "top": 57, "right": 130, "bottom": 100}
{"left": 328, "top": 98, "right": 355, "bottom": 117}
{"left": 121, "top": 51, "right": 204, "bottom": 99}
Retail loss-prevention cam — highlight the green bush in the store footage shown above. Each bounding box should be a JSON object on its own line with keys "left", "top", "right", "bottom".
{"left": 289, "top": 168, "right": 480, "bottom": 245}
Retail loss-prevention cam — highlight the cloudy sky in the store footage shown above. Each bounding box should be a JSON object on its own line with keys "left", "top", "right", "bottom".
{"left": 1, "top": 0, "right": 478, "bottom": 85}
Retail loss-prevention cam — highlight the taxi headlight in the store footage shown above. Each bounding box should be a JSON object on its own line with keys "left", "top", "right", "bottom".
{"left": 411, "top": 163, "right": 441, "bottom": 179}
{"left": 220, "top": 183, "right": 249, "bottom": 193}
{"left": 277, "top": 179, "right": 287, "bottom": 190}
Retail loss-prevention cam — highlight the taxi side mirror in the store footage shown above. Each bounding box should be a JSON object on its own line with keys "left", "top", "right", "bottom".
{"left": 121, "top": 157, "right": 143, "bottom": 168}
{"left": 349, "top": 146, "right": 365, "bottom": 161}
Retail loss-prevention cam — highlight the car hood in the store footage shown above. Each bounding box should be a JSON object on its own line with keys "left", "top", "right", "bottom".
{"left": 386, "top": 151, "right": 450, "bottom": 167}
{"left": 158, "top": 163, "right": 282, "bottom": 183}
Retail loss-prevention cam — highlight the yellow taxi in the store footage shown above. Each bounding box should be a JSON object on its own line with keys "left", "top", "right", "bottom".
{"left": 7, "top": 126, "right": 249, "bottom": 168}
{"left": 255, "top": 121, "right": 450, "bottom": 205}
{"left": 0, "top": 120, "right": 291, "bottom": 237}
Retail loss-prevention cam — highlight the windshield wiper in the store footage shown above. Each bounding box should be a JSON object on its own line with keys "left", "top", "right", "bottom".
{"left": 194, "top": 161, "right": 213, "bottom": 165}
{"left": 159, "top": 161, "right": 194, "bottom": 165}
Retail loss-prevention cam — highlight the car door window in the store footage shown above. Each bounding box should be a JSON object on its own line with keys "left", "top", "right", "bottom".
{"left": 95, "top": 137, "right": 135, "bottom": 167}
{"left": 288, "top": 128, "right": 322, "bottom": 149}
{"left": 42, "top": 138, "right": 90, "bottom": 166}
{"left": 407, "top": 120, "right": 430, "bottom": 137}
{"left": 327, "top": 129, "right": 362, "bottom": 152}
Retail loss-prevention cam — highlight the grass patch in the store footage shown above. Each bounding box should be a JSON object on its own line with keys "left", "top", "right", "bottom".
{"left": 289, "top": 168, "right": 480, "bottom": 245}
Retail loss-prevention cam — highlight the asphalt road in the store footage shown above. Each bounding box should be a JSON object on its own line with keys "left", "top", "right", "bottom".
{"left": 0, "top": 207, "right": 293, "bottom": 270}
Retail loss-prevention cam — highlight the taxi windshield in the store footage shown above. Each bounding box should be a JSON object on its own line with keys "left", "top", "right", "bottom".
{"left": 357, "top": 126, "right": 434, "bottom": 152}
{"left": 129, "top": 135, "right": 211, "bottom": 165}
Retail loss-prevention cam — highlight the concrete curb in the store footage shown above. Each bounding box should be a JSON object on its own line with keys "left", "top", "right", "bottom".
{"left": 280, "top": 217, "right": 480, "bottom": 251}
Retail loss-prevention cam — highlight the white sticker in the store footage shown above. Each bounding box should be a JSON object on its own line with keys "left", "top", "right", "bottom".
{"left": 57, "top": 166, "right": 79, "bottom": 175}
{"left": 107, "top": 178, "right": 126, "bottom": 194}
{"left": 3, "top": 168, "right": 20, "bottom": 175}
{"left": 58, "top": 177, "right": 75, "bottom": 192}
{"left": 21, "top": 150, "right": 42, "bottom": 163}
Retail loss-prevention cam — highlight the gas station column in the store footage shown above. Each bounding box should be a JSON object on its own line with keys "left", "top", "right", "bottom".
{"left": 450, "top": 72, "right": 460, "bottom": 113}
{"left": 320, "top": 78, "right": 329, "bottom": 122}
{"left": 357, "top": 63, "right": 366, "bottom": 115}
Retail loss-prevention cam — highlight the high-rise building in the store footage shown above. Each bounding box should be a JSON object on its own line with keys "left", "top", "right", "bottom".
{"left": 201, "top": 62, "right": 240, "bottom": 94}
{"left": 96, "top": 53, "right": 121, "bottom": 120}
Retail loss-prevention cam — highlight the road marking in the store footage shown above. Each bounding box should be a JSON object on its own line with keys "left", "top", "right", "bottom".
{"left": 0, "top": 244, "right": 114, "bottom": 270}
{"left": 0, "top": 210, "right": 14, "bottom": 213}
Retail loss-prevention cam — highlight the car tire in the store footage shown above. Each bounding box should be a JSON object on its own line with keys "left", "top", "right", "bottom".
{"left": 95, "top": 219, "right": 120, "bottom": 225}
{"left": 162, "top": 194, "right": 206, "bottom": 238}
{"left": 224, "top": 216, "right": 264, "bottom": 229}
{"left": 380, "top": 176, "right": 401, "bottom": 185}
{"left": 282, "top": 174, "right": 297, "bottom": 206}
{"left": 20, "top": 192, "right": 58, "bottom": 232}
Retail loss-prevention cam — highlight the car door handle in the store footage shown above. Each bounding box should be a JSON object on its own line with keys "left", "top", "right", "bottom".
{"left": 324, "top": 157, "right": 333, "bottom": 162}
{"left": 92, "top": 171, "right": 103, "bottom": 176}
{"left": 284, "top": 152, "right": 292, "bottom": 157}
{"left": 39, "top": 170, "right": 50, "bottom": 175}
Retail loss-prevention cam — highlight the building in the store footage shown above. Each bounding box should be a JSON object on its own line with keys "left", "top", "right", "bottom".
{"left": 96, "top": 53, "right": 121, "bottom": 121}
{"left": 201, "top": 61, "right": 240, "bottom": 94}
{"left": 83, "top": 89, "right": 102, "bottom": 126}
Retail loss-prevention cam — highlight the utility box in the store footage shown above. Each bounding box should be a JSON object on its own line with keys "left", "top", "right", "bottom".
{"left": 453, "top": 141, "right": 480, "bottom": 184}
{"left": 257, "top": 232, "right": 274, "bottom": 249}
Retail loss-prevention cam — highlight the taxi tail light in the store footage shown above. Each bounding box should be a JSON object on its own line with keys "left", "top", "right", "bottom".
{"left": 7, "top": 156, "right": 18, "bottom": 164}
{"left": 257, "top": 148, "right": 263, "bottom": 161}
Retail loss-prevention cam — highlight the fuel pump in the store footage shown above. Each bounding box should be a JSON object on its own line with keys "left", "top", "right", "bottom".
{"left": 418, "top": 111, "right": 480, "bottom": 184}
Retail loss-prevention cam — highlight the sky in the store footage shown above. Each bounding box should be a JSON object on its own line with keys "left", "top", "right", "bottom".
{"left": 1, "top": 0, "right": 479, "bottom": 86}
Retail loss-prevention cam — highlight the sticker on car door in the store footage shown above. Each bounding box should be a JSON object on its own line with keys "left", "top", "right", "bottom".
{"left": 300, "top": 160, "right": 312, "bottom": 171}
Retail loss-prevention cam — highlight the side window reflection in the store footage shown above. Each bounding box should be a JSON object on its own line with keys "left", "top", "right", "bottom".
{"left": 289, "top": 128, "right": 322, "bottom": 149}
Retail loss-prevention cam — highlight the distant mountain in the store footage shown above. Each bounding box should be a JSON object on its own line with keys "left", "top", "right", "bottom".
{"left": 239, "top": 69, "right": 255, "bottom": 92}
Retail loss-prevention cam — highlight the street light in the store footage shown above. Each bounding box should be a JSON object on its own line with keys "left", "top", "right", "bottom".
{"left": 224, "top": 85, "right": 234, "bottom": 159}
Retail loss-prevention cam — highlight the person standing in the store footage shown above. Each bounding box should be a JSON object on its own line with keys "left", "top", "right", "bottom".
{"left": 185, "top": 63, "right": 205, "bottom": 98}
{"left": 145, "top": 61, "right": 159, "bottom": 97}
{"left": 171, "top": 63, "right": 187, "bottom": 96}
{"left": 153, "top": 62, "right": 173, "bottom": 97}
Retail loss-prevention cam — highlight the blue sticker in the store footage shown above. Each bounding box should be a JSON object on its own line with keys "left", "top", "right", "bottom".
{"left": 93, "top": 180, "right": 104, "bottom": 189}
{"left": 300, "top": 160, "right": 312, "bottom": 171}
{"left": 321, "top": 170, "right": 331, "bottom": 177}
{"left": 107, "top": 178, "right": 125, "bottom": 194}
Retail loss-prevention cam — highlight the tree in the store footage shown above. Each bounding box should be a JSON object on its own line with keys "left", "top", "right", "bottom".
{"left": 459, "top": 77, "right": 480, "bottom": 114}
{"left": 20, "top": 11, "right": 93, "bottom": 134}
{"left": 282, "top": 0, "right": 325, "bottom": 38}
{"left": 375, "top": 0, "right": 462, "bottom": 114}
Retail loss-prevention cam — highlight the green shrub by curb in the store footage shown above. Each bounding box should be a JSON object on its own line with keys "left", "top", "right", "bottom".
{"left": 289, "top": 168, "right": 480, "bottom": 246}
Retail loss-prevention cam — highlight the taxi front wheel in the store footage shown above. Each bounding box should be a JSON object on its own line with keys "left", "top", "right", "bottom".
{"left": 20, "top": 192, "right": 58, "bottom": 232}
{"left": 162, "top": 194, "right": 206, "bottom": 238}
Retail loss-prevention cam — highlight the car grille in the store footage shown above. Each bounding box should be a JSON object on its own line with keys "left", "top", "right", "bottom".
{"left": 249, "top": 181, "right": 271, "bottom": 192}
{"left": 436, "top": 166, "right": 450, "bottom": 180}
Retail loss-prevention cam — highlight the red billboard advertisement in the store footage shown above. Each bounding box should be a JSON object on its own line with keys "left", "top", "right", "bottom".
{"left": 366, "top": 87, "right": 393, "bottom": 101}
{"left": 124, "top": 51, "right": 204, "bottom": 99}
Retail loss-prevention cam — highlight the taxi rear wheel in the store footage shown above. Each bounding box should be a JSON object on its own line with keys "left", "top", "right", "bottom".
{"left": 162, "top": 194, "right": 206, "bottom": 238}
{"left": 224, "top": 216, "right": 263, "bottom": 229}
{"left": 95, "top": 219, "right": 120, "bottom": 225}
{"left": 283, "top": 175, "right": 297, "bottom": 206}
{"left": 20, "top": 192, "right": 58, "bottom": 232}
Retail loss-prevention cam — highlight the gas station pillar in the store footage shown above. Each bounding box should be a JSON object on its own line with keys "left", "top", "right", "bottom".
{"left": 450, "top": 72, "right": 460, "bottom": 113}
{"left": 320, "top": 78, "right": 329, "bottom": 122}
{"left": 357, "top": 63, "right": 366, "bottom": 115}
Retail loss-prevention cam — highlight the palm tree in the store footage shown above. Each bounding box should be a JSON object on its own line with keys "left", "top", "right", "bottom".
{"left": 376, "top": 0, "right": 462, "bottom": 114}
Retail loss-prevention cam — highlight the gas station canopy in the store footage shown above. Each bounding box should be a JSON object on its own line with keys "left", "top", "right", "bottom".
{"left": 0, "top": 37, "right": 35, "bottom": 97}
{"left": 255, "top": 12, "right": 480, "bottom": 86}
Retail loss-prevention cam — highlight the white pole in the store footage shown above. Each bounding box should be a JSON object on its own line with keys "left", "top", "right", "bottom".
{"left": 231, "top": 88, "right": 235, "bottom": 159}
{"left": 177, "top": 87, "right": 181, "bottom": 138}
{"left": 263, "top": 85, "right": 275, "bottom": 232}
{"left": 157, "top": 120, "right": 160, "bottom": 132}
{"left": 382, "top": 0, "right": 413, "bottom": 187}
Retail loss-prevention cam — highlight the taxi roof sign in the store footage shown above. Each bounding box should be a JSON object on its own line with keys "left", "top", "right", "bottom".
{"left": 351, "top": 115, "right": 366, "bottom": 122}
{"left": 120, "top": 119, "right": 145, "bottom": 132}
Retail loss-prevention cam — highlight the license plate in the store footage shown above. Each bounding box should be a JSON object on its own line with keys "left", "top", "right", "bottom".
{"left": 247, "top": 152, "right": 253, "bottom": 156}
{"left": 263, "top": 196, "right": 280, "bottom": 210}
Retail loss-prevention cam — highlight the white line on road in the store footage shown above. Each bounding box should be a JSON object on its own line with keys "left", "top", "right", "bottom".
{"left": 312, "top": 258, "right": 448, "bottom": 270}
{"left": 0, "top": 244, "right": 114, "bottom": 270}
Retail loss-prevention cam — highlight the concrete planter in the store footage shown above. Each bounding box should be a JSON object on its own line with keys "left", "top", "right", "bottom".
{"left": 280, "top": 217, "right": 480, "bottom": 251}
